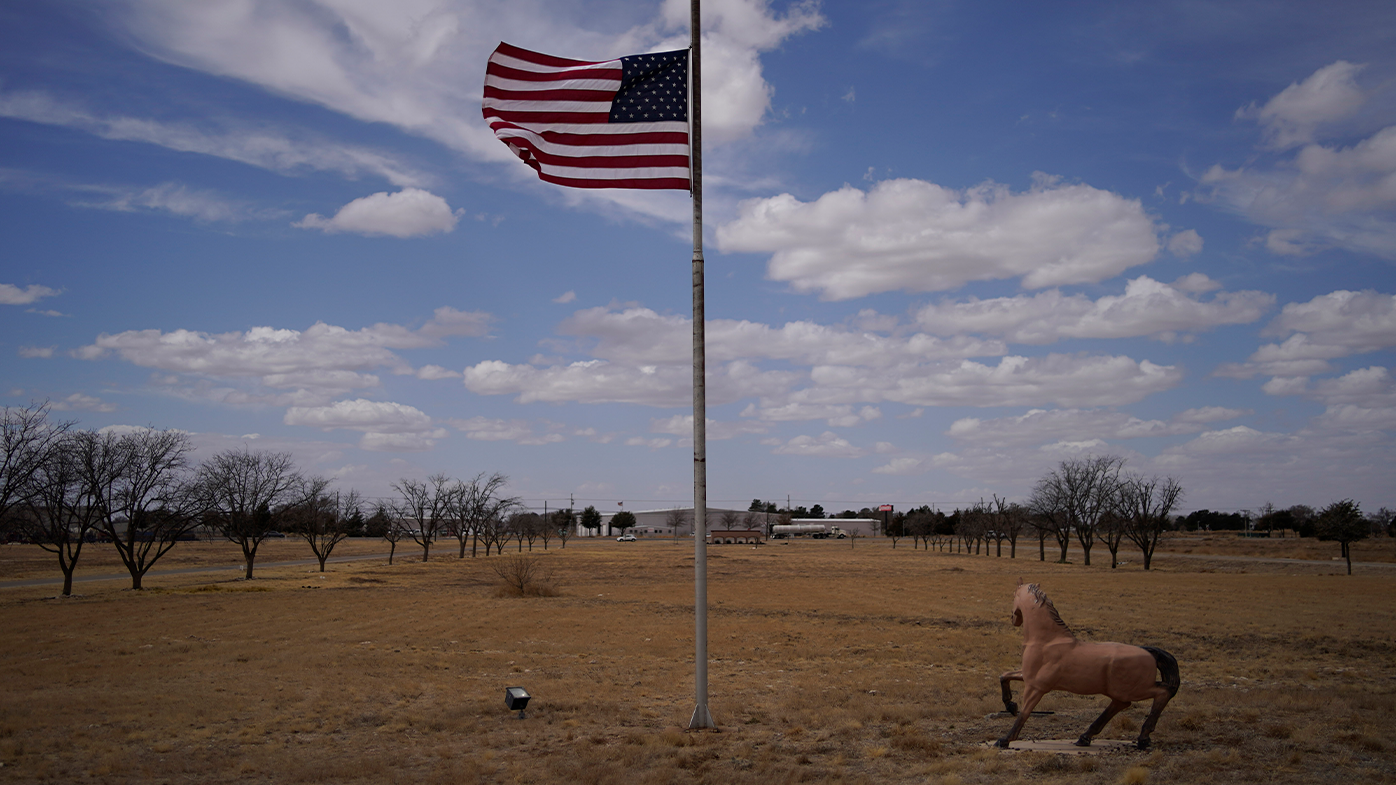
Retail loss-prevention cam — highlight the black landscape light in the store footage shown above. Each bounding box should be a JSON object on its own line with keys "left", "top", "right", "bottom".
{"left": 505, "top": 686, "right": 531, "bottom": 719}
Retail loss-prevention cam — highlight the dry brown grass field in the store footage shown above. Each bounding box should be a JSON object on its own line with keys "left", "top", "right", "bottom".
{"left": 2, "top": 534, "right": 1394, "bottom": 784}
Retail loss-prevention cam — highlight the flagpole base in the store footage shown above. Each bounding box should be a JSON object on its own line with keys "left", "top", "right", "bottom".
{"left": 688, "top": 704, "right": 716, "bottom": 730}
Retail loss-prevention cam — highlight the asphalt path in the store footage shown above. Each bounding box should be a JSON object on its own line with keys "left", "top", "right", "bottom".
{"left": 3, "top": 543, "right": 1393, "bottom": 590}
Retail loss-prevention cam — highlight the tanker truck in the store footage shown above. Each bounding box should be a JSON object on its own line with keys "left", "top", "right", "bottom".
{"left": 770, "top": 523, "right": 847, "bottom": 539}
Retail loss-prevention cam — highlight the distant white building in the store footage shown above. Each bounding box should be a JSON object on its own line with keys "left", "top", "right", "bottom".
{"left": 580, "top": 507, "right": 751, "bottom": 537}
{"left": 577, "top": 509, "right": 881, "bottom": 539}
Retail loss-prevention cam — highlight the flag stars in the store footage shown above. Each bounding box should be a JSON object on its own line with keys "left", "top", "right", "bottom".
{"left": 608, "top": 49, "right": 688, "bottom": 124}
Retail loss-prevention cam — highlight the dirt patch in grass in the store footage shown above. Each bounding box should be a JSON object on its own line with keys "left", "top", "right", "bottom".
{"left": 1, "top": 539, "right": 1394, "bottom": 784}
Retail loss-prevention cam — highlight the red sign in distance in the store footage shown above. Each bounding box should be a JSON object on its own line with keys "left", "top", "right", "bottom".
{"left": 878, "top": 504, "right": 893, "bottom": 512}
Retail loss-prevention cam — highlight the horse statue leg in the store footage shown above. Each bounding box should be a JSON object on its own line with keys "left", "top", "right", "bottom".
{"left": 1136, "top": 646, "right": 1181, "bottom": 750}
{"left": 1075, "top": 698, "right": 1130, "bottom": 747}
{"left": 999, "top": 669, "right": 1022, "bottom": 715}
{"left": 995, "top": 685, "right": 1045, "bottom": 748}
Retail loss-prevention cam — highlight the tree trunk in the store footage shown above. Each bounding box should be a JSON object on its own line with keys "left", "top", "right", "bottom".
{"left": 1346, "top": 548, "right": 1353, "bottom": 575}
{"left": 62, "top": 569, "right": 74, "bottom": 596}
{"left": 318, "top": 555, "right": 327, "bottom": 572}
{"left": 245, "top": 555, "right": 255, "bottom": 580}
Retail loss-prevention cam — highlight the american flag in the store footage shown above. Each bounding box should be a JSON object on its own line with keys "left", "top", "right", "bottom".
{"left": 483, "top": 42, "right": 690, "bottom": 190}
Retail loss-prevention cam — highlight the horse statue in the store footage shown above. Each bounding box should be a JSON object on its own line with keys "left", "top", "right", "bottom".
{"left": 996, "top": 580, "right": 1180, "bottom": 750}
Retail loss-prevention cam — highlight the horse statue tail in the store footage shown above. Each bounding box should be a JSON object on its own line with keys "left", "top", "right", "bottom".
{"left": 1142, "top": 646, "right": 1180, "bottom": 698}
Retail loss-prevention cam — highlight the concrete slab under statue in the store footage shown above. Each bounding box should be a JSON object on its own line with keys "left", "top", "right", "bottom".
{"left": 986, "top": 738, "right": 1134, "bottom": 755}
{"left": 995, "top": 580, "right": 1181, "bottom": 751}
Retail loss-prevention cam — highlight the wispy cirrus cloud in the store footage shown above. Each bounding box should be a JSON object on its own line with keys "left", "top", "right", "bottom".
{"left": 0, "top": 89, "right": 431, "bottom": 186}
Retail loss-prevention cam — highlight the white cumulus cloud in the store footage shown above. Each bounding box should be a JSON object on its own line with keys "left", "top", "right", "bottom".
{"left": 1, "top": 283, "right": 60, "bottom": 305}
{"left": 1199, "top": 61, "right": 1396, "bottom": 260}
{"left": 296, "top": 188, "right": 461, "bottom": 237}
{"left": 76, "top": 308, "right": 492, "bottom": 404}
{"left": 771, "top": 431, "right": 866, "bottom": 458}
{"left": 717, "top": 174, "right": 1162, "bottom": 300}
{"left": 284, "top": 398, "right": 447, "bottom": 452}
{"left": 1216, "top": 289, "right": 1396, "bottom": 380}
{"left": 913, "top": 275, "right": 1272, "bottom": 344}
{"left": 1236, "top": 61, "right": 1367, "bottom": 151}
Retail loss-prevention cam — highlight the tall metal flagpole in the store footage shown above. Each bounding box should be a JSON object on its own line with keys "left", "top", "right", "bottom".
{"left": 688, "top": 0, "right": 715, "bottom": 731}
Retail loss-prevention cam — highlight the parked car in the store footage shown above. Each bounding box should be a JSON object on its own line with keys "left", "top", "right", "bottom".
{"left": 616, "top": 533, "right": 637, "bottom": 542}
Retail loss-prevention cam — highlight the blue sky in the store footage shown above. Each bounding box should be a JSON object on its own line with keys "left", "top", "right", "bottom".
{"left": 2, "top": 0, "right": 1394, "bottom": 516}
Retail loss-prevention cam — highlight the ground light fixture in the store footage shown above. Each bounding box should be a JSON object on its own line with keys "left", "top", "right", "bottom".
{"left": 505, "top": 686, "right": 531, "bottom": 719}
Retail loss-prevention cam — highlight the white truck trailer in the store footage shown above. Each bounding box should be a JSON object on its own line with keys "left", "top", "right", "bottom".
{"left": 770, "top": 523, "right": 846, "bottom": 539}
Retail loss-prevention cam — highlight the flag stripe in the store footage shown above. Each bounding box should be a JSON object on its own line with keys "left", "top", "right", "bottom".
{"left": 485, "top": 63, "right": 621, "bottom": 85}
{"left": 490, "top": 120, "right": 688, "bottom": 138}
{"left": 484, "top": 42, "right": 689, "bottom": 191}
{"left": 484, "top": 87, "right": 617, "bottom": 104}
{"left": 491, "top": 42, "right": 611, "bottom": 70}
{"left": 493, "top": 127, "right": 688, "bottom": 156}
{"left": 485, "top": 75, "right": 620, "bottom": 92}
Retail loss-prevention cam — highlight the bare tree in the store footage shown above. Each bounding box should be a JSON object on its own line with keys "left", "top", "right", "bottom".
{"left": 479, "top": 506, "right": 517, "bottom": 556}
{"left": 84, "top": 429, "right": 205, "bottom": 589}
{"left": 1369, "top": 506, "right": 1394, "bottom": 538}
{"left": 445, "top": 472, "right": 513, "bottom": 557}
{"left": 2, "top": 402, "right": 71, "bottom": 527}
{"left": 391, "top": 473, "right": 452, "bottom": 562}
{"left": 1029, "top": 455, "right": 1125, "bottom": 566}
{"left": 666, "top": 507, "right": 693, "bottom": 537}
{"left": 1100, "top": 510, "right": 1129, "bottom": 568}
{"left": 1118, "top": 474, "right": 1184, "bottom": 570}
{"left": 511, "top": 511, "right": 543, "bottom": 551}
{"left": 955, "top": 506, "right": 988, "bottom": 555}
{"left": 16, "top": 432, "right": 102, "bottom": 595}
{"left": 719, "top": 510, "right": 739, "bottom": 530}
{"left": 536, "top": 510, "right": 556, "bottom": 550}
{"left": 286, "top": 477, "right": 359, "bottom": 572}
{"left": 1029, "top": 480, "right": 1072, "bottom": 563}
{"left": 992, "top": 496, "right": 1028, "bottom": 558}
{"left": 379, "top": 505, "right": 408, "bottom": 565}
{"left": 200, "top": 448, "right": 302, "bottom": 579}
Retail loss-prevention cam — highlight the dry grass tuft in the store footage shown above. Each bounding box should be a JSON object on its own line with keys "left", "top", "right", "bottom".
{"left": 1120, "top": 764, "right": 1150, "bottom": 784}
{"left": 489, "top": 553, "right": 559, "bottom": 597}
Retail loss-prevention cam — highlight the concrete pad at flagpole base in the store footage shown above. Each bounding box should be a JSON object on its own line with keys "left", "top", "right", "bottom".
{"left": 985, "top": 738, "right": 1135, "bottom": 754}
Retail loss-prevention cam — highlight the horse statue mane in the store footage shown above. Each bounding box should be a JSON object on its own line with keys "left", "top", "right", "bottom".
{"left": 1025, "top": 582, "right": 1074, "bottom": 636}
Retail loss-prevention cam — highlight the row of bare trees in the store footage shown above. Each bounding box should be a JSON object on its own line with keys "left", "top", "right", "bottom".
{"left": 878, "top": 457, "right": 1182, "bottom": 571}
{"left": 3, "top": 403, "right": 495, "bottom": 593}
{"left": 382, "top": 472, "right": 579, "bottom": 563}
{"left": 1027, "top": 455, "right": 1184, "bottom": 569}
